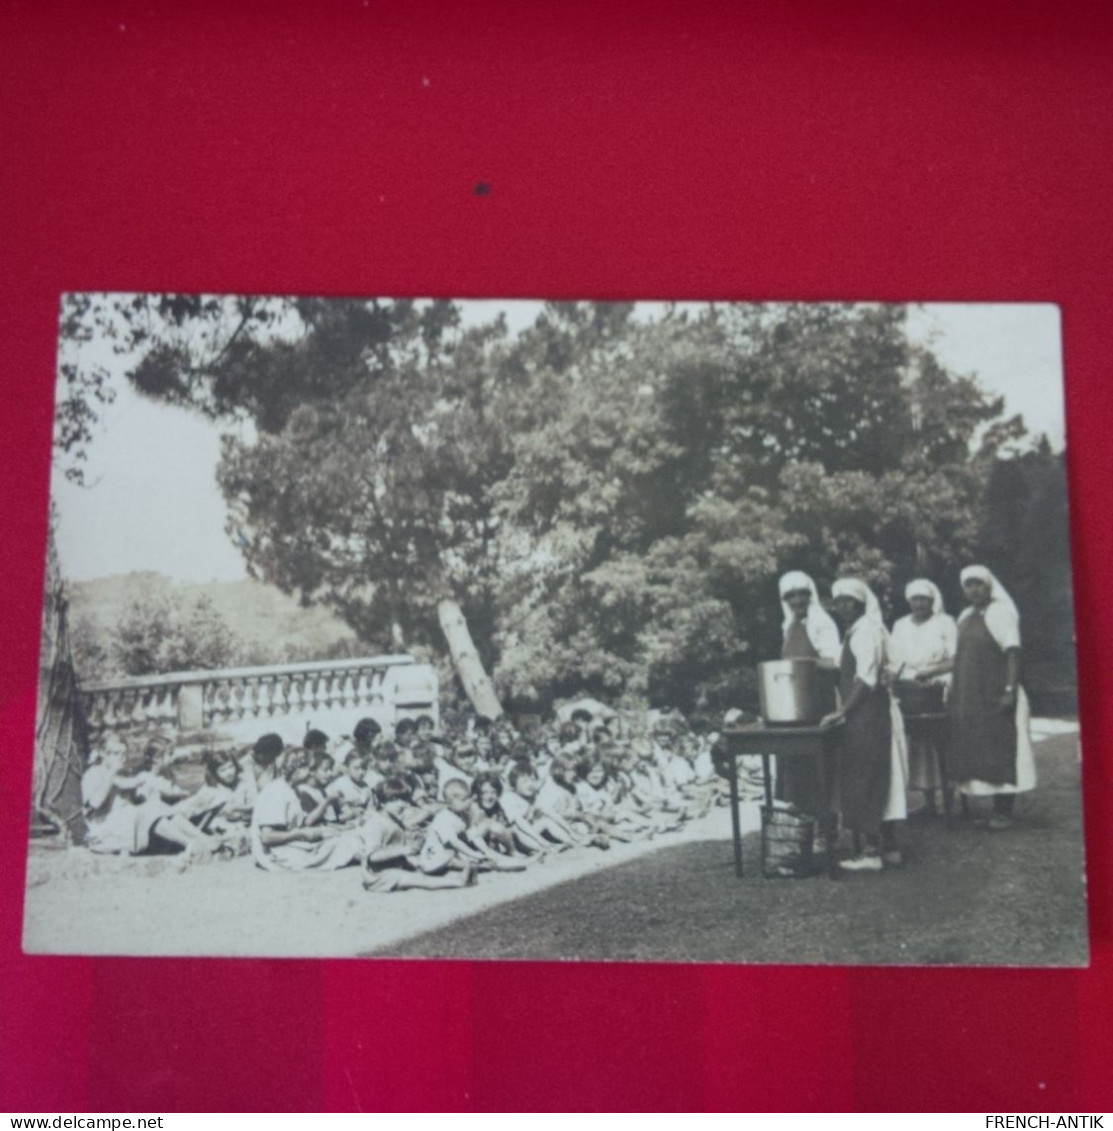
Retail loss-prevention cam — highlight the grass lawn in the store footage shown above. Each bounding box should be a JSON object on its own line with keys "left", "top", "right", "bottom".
{"left": 378, "top": 732, "right": 1088, "bottom": 966}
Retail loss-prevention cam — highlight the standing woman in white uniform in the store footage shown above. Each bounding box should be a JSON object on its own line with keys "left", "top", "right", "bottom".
{"left": 774, "top": 571, "right": 841, "bottom": 820}
{"left": 948, "top": 565, "right": 1036, "bottom": 829}
{"left": 823, "top": 579, "right": 910, "bottom": 869}
{"left": 889, "top": 579, "right": 957, "bottom": 812}
{"left": 779, "top": 571, "right": 842, "bottom": 668}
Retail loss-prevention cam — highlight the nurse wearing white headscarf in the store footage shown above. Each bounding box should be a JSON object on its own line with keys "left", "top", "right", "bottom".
{"left": 774, "top": 571, "right": 841, "bottom": 820}
{"left": 778, "top": 571, "right": 841, "bottom": 664}
{"left": 890, "top": 579, "right": 958, "bottom": 804}
{"left": 948, "top": 566, "right": 1036, "bottom": 828}
{"left": 826, "top": 579, "right": 910, "bottom": 870}
{"left": 890, "top": 580, "right": 958, "bottom": 685}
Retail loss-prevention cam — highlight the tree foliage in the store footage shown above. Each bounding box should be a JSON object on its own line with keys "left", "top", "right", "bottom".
{"left": 109, "top": 586, "right": 239, "bottom": 677}
{"left": 57, "top": 295, "right": 1066, "bottom": 713}
{"left": 489, "top": 303, "right": 1026, "bottom": 711}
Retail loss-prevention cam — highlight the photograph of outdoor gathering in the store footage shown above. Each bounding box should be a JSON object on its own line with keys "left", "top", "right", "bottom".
{"left": 23, "top": 295, "right": 1087, "bottom": 965}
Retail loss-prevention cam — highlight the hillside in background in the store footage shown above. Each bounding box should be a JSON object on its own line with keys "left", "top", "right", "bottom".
{"left": 68, "top": 572, "right": 365, "bottom": 679}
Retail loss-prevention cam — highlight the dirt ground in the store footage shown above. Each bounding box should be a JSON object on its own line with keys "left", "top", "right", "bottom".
{"left": 21, "top": 724, "right": 1087, "bottom": 965}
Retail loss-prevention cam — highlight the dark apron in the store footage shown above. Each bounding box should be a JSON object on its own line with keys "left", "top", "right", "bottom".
{"left": 838, "top": 629, "right": 891, "bottom": 838}
{"left": 947, "top": 611, "right": 1018, "bottom": 785}
{"left": 774, "top": 620, "right": 835, "bottom": 814}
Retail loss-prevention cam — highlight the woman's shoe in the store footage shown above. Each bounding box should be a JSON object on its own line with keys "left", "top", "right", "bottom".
{"left": 987, "top": 814, "right": 1014, "bottom": 831}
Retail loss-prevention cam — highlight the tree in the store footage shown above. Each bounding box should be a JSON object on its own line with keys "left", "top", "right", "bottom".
{"left": 978, "top": 441, "right": 1076, "bottom": 712}
{"left": 493, "top": 303, "right": 1020, "bottom": 711}
{"left": 112, "top": 581, "right": 179, "bottom": 676}
{"left": 58, "top": 295, "right": 1027, "bottom": 716}
{"left": 173, "top": 595, "right": 238, "bottom": 671}
{"left": 104, "top": 581, "right": 242, "bottom": 678}
{"left": 69, "top": 613, "right": 112, "bottom": 683}
{"left": 71, "top": 295, "right": 511, "bottom": 715}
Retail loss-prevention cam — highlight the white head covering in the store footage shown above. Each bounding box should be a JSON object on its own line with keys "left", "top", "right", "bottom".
{"left": 832, "top": 577, "right": 886, "bottom": 630}
{"left": 960, "top": 565, "right": 1019, "bottom": 618}
{"left": 904, "top": 578, "right": 945, "bottom": 617}
{"left": 778, "top": 570, "right": 840, "bottom": 647}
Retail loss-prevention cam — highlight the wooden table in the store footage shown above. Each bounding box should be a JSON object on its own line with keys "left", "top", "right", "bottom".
{"left": 722, "top": 720, "right": 845, "bottom": 879}
{"left": 901, "top": 710, "right": 959, "bottom": 826}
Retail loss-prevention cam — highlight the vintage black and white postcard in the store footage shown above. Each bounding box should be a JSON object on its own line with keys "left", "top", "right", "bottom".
{"left": 24, "top": 295, "right": 1088, "bottom": 965}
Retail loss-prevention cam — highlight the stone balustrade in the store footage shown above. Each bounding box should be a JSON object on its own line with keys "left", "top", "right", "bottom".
{"left": 81, "top": 655, "right": 438, "bottom": 744}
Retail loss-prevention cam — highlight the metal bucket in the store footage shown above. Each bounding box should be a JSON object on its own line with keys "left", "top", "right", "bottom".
{"left": 761, "top": 806, "right": 816, "bottom": 879}
{"left": 757, "top": 659, "right": 825, "bottom": 726}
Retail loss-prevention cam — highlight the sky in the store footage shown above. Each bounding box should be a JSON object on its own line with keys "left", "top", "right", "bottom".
{"left": 51, "top": 300, "right": 1065, "bottom": 585}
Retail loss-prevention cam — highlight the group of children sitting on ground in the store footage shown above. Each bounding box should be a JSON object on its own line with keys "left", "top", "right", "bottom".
{"left": 79, "top": 708, "right": 732, "bottom": 892}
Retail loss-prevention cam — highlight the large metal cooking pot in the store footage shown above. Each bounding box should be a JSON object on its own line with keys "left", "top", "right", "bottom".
{"left": 757, "top": 659, "right": 826, "bottom": 726}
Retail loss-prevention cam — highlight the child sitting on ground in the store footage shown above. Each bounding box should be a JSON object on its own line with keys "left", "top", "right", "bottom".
{"left": 497, "top": 763, "right": 575, "bottom": 853}
{"left": 418, "top": 779, "right": 493, "bottom": 875}
{"left": 172, "top": 748, "right": 245, "bottom": 835}
{"left": 297, "top": 750, "right": 344, "bottom": 824}
{"left": 630, "top": 739, "right": 692, "bottom": 819}
{"left": 573, "top": 757, "right": 655, "bottom": 842}
{"left": 393, "top": 717, "right": 417, "bottom": 749}
{"left": 660, "top": 732, "right": 715, "bottom": 818}
{"left": 327, "top": 749, "right": 377, "bottom": 821}
{"left": 536, "top": 755, "right": 611, "bottom": 849}
{"left": 600, "top": 746, "right": 683, "bottom": 834}
{"left": 469, "top": 771, "right": 533, "bottom": 861}
{"left": 435, "top": 741, "right": 479, "bottom": 799}
{"left": 373, "top": 740, "right": 402, "bottom": 781}
{"left": 251, "top": 749, "right": 367, "bottom": 872}
{"left": 231, "top": 732, "right": 285, "bottom": 814}
{"left": 346, "top": 716, "right": 382, "bottom": 761}
{"left": 472, "top": 730, "right": 494, "bottom": 770}
{"left": 132, "top": 739, "right": 191, "bottom": 807}
{"left": 557, "top": 721, "right": 588, "bottom": 762}
{"left": 362, "top": 778, "right": 477, "bottom": 892}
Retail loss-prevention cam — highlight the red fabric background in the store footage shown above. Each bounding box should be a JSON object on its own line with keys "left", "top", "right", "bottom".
{"left": 1, "top": 0, "right": 1110, "bottom": 1111}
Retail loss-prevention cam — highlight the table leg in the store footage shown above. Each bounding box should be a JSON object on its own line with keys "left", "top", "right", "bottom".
{"left": 729, "top": 754, "right": 743, "bottom": 878}
{"left": 937, "top": 733, "right": 953, "bottom": 830}
{"left": 762, "top": 752, "right": 773, "bottom": 809}
{"left": 816, "top": 743, "right": 839, "bottom": 879}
